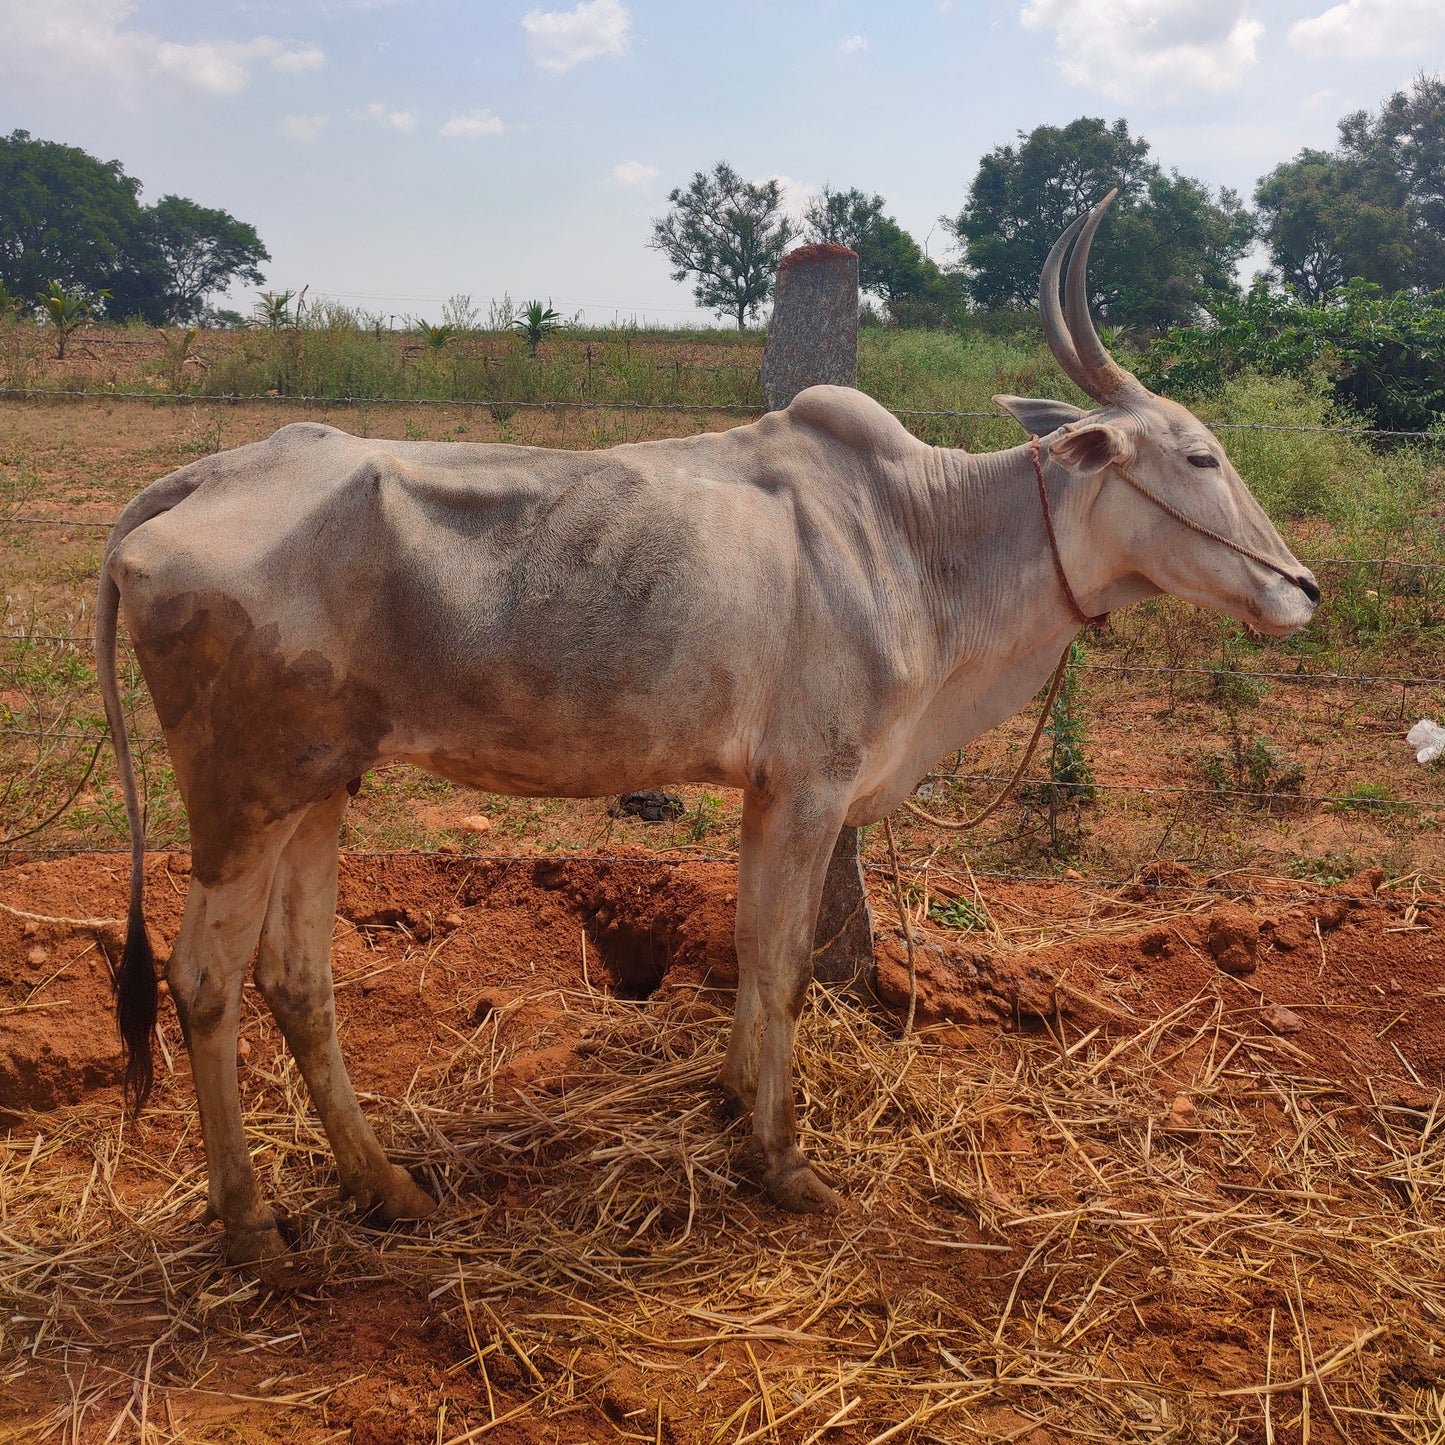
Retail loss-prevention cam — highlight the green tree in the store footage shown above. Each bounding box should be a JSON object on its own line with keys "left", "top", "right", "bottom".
{"left": 1254, "top": 150, "right": 1412, "bottom": 301}
{"left": 947, "top": 117, "right": 1152, "bottom": 313}
{"left": 0, "top": 130, "right": 269, "bottom": 324}
{"left": 803, "top": 185, "right": 946, "bottom": 316}
{"left": 1106, "top": 172, "right": 1255, "bottom": 328}
{"left": 0, "top": 130, "right": 141, "bottom": 304}
{"left": 142, "top": 195, "right": 269, "bottom": 323}
{"left": 1338, "top": 72, "right": 1445, "bottom": 290}
{"left": 1257, "top": 75, "right": 1445, "bottom": 299}
{"left": 649, "top": 162, "right": 797, "bottom": 328}
{"left": 253, "top": 290, "right": 296, "bottom": 331}
{"left": 947, "top": 117, "right": 1251, "bottom": 327}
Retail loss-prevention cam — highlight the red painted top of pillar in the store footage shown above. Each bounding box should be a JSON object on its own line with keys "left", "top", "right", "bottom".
{"left": 779, "top": 243, "right": 858, "bottom": 272}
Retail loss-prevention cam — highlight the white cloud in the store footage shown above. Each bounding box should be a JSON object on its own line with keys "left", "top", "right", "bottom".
{"left": 282, "top": 113, "right": 327, "bottom": 142}
{"left": 1289, "top": 0, "right": 1445, "bottom": 59}
{"left": 0, "top": 1, "right": 325, "bottom": 95}
{"left": 364, "top": 101, "right": 417, "bottom": 131}
{"left": 441, "top": 109, "right": 505, "bottom": 138}
{"left": 153, "top": 38, "right": 324, "bottom": 95}
{"left": 1304, "top": 87, "right": 1336, "bottom": 109}
{"left": 841, "top": 34, "right": 869, "bottom": 53}
{"left": 611, "top": 160, "right": 659, "bottom": 188}
{"left": 765, "top": 174, "right": 814, "bottom": 228}
{"left": 522, "top": 0, "right": 630, "bottom": 74}
{"left": 1019, "top": 0, "right": 1262, "bottom": 102}
{"left": 271, "top": 45, "right": 326, "bottom": 74}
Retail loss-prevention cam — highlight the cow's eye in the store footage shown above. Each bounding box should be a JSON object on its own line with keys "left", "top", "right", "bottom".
{"left": 1187, "top": 453, "right": 1220, "bottom": 469}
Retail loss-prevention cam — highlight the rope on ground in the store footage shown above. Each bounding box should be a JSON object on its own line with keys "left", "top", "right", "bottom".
{"left": 0, "top": 900, "right": 123, "bottom": 929}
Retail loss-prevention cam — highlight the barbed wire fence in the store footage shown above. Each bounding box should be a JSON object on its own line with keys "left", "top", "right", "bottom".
{"left": 4, "top": 382, "right": 1445, "bottom": 437}
{"left": 2, "top": 368, "right": 1443, "bottom": 909}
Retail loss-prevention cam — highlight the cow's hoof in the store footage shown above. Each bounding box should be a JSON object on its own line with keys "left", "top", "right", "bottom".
{"left": 762, "top": 1152, "right": 840, "bottom": 1214}
{"left": 715, "top": 1081, "right": 748, "bottom": 1122}
{"left": 348, "top": 1164, "right": 437, "bottom": 1225}
{"left": 224, "top": 1220, "right": 289, "bottom": 1268}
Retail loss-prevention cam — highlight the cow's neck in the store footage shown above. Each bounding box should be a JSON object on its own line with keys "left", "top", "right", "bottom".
{"left": 847, "top": 441, "right": 1127, "bottom": 824}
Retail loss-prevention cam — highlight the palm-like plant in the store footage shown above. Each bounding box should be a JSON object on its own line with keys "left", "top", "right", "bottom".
{"left": 511, "top": 299, "right": 561, "bottom": 356}
{"left": 39, "top": 280, "right": 107, "bottom": 359}
{"left": 254, "top": 291, "right": 295, "bottom": 331}
{"left": 419, "top": 322, "right": 455, "bottom": 349}
{"left": 156, "top": 327, "right": 201, "bottom": 393}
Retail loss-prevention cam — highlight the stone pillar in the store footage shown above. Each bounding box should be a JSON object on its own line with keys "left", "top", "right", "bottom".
{"left": 761, "top": 243, "right": 875, "bottom": 989}
{"left": 760, "top": 244, "right": 860, "bottom": 410}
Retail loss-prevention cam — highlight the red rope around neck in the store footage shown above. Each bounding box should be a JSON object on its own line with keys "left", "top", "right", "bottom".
{"left": 1030, "top": 435, "right": 1108, "bottom": 630}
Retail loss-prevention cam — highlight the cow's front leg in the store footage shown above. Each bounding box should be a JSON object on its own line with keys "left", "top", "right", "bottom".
{"left": 719, "top": 801, "right": 763, "bottom": 1116}
{"left": 741, "top": 787, "right": 844, "bottom": 1214}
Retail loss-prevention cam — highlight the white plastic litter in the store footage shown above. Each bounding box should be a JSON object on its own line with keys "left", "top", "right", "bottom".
{"left": 1407, "top": 719, "right": 1445, "bottom": 764}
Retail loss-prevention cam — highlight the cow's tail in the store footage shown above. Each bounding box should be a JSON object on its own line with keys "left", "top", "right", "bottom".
{"left": 97, "top": 560, "right": 156, "bottom": 1111}
{"left": 96, "top": 466, "right": 213, "bottom": 1113}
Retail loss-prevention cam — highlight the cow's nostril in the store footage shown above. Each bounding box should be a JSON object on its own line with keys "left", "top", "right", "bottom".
{"left": 1297, "top": 574, "right": 1321, "bottom": 605}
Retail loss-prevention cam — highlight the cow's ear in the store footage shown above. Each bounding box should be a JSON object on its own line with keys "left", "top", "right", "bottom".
{"left": 993, "top": 394, "right": 1086, "bottom": 437}
{"left": 1049, "top": 420, "right": 1132, "bottom": 473}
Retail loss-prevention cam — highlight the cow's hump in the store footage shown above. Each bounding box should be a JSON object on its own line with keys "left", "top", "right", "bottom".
{"left": 782, "top": 385, "right": 919, "bottom": 460}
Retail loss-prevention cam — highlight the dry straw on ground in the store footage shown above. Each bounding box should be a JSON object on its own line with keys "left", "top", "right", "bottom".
{"left": 4, "top": 960, "right": 1443, "bottom": 1444}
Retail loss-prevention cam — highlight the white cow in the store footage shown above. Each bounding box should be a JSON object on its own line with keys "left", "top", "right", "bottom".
{"left": 98, "top": 194, "right": 1317, "bottom": 1265}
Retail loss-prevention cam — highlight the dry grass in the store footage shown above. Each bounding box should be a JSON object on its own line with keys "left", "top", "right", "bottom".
{"left": 4, "top": 975, "right": 1442, "bottom": 1443}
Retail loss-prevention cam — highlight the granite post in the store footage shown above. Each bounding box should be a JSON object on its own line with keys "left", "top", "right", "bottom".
{"left": 761, "top": 243, "right": 876, "bottom": 989}
{"left": 760, "top": 244, "right": 860, "bottom": 410}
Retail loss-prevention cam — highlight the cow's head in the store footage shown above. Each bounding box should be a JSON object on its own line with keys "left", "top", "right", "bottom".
{"left": 995, "top": 192, "right": 1319, "bottom": 638}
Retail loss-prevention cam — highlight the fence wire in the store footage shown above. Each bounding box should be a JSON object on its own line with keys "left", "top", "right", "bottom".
{"left": 0, "top": 386, "right": 765, "bottom": 417}
{"left": 2, "top": 384, "right": 1443, "bottom": 439}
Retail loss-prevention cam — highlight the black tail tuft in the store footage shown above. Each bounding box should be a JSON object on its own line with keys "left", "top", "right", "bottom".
{"left": 116, "top": 891, "right": 157, "bottom": 1113}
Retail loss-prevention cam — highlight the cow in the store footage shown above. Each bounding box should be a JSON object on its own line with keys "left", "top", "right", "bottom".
{"left": 97, "top": 194, "right": 1318, "bottom": 1265}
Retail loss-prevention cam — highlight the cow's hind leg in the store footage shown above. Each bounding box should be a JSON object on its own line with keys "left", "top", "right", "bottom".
{"left": 254, "top": 789, "right": 436, "bottom": 1227}
{"left": 738, "top": 787, "right": 845, "bottom": 1214}
{"left": 167, "top": 831, "right": 293, "bottom": 1266}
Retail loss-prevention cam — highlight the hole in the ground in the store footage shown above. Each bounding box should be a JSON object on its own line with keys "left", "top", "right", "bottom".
{"left": 588, "top": 918, "right": 673, "bottom": 1000}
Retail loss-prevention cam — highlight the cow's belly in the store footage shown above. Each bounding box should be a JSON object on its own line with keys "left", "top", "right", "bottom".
{"left": 392, "top": 739, "right": 741, "bottom": 799}
{"left": 361, "top": 620, "right": 758, "bottom": 792}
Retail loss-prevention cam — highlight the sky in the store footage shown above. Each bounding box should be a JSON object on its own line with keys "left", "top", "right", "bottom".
{"left": 2, "top": 0, "right": 1442, "bottom": 326}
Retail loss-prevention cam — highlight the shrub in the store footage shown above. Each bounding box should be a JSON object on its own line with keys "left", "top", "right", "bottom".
{"left": 1140, "top": 279, "right": 1445, "bottom": 432}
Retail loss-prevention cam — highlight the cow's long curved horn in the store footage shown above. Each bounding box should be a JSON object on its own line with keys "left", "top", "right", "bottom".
{"left": 1062, "top": 188, "right": 1142, "bottom": 402}
{"left": 1038, "top": 210, "right": 1096, "bottom": 400}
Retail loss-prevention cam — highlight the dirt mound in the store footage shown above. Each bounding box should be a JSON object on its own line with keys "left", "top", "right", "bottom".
{"left": 0, "top": 851, "right": 741, "bottom": 1116}
{"left": 872, "top": 867, "right": 1445, "bottom": 1112}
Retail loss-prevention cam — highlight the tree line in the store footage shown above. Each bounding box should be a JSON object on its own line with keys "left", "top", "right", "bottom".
{"left": 0, "top": 130, "right": 268, "bottom": 326}
{"left": 651, "top": 73, "right": 1445, "bottom": 330}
